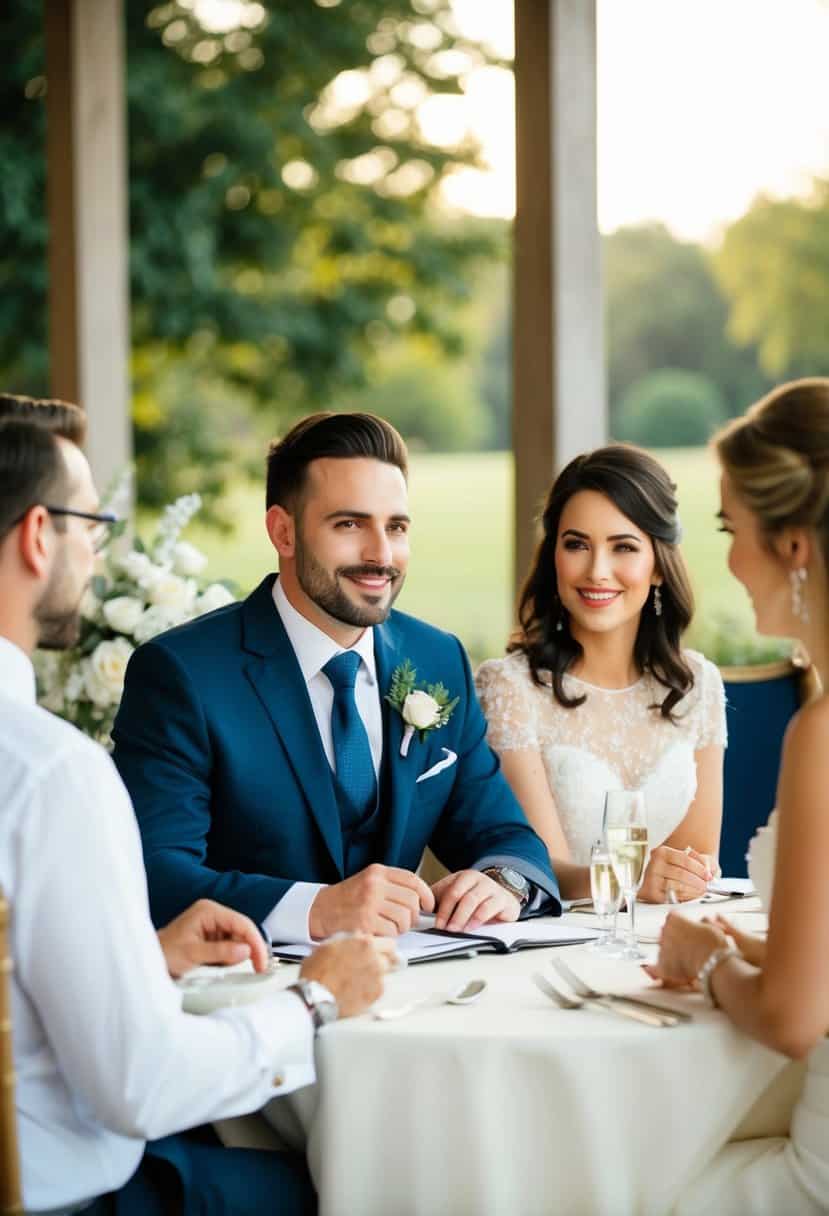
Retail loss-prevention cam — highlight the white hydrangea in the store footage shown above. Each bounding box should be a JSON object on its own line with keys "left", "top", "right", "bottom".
{"left": 79, "top": 587, "right": 102, "bottom": 622}
{"left": 102, "top": 596, "right": 145, "bottom": 635}
{"left": 196, "top": 582, "right": 236, "bottom": 616}
{"left": 152, "top": 494, "right": 203, "bottom": 566}
{"left": 83, "top": 638, "right": 134, "bottom": 708}
{"left": 173, "top": 541, "right": 208, "bottom": 577}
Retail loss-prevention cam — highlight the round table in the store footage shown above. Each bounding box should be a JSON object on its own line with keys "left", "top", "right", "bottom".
{"left": 268, "top": 901, "right": 789, "bottom": 1216}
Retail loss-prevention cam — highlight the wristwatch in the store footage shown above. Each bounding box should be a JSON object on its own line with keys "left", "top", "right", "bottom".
{"left": 482, "top": 865, "right": 531, "bottom": 908}
{"left": 288, "top": 978, "right": 339, "bottom": 1033}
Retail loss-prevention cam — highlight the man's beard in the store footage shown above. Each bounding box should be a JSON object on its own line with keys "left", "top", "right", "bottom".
{"left": 34, "top": 550, "right": 83, "bottom": 650}
{"left": 295, "top": 542, "right": 403, "bottom": 629}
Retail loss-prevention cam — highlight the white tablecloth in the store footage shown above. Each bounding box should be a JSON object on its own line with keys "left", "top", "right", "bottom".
{"left": 270, "top": 900, "right": 790, "bottom": 1216}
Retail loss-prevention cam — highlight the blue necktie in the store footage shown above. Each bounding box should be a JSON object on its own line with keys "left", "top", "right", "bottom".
{"left": 323, "top": 651, "right": 377, "bottom": 824}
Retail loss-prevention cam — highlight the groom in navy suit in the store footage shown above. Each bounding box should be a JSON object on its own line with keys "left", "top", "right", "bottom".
{"left": 113, "top": 413, "right": 560, "bottom": 942}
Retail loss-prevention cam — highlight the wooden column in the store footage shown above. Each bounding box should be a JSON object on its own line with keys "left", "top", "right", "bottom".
{"left": 513, "top": 0, "right": 605, "bottom": 596}
{"left": 45, "top": 0, "right": 131, "bottom": 491}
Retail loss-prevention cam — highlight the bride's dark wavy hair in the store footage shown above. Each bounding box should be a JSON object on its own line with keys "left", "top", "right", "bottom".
{"left": 508, "top": 445, "right": 695, "bottom": 721}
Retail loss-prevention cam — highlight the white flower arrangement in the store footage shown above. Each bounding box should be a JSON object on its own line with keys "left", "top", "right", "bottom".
{"left": 34, "top": 477, "right": 236, "bottom": 746}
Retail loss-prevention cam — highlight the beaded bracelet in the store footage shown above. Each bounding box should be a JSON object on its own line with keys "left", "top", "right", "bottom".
{"left": 696, "top": 944, "right": 740, "bottom": 1008}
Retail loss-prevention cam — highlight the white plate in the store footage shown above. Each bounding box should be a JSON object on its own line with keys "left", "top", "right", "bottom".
{"left": 177, "top": 959, "right": 284, "bottom": 1014}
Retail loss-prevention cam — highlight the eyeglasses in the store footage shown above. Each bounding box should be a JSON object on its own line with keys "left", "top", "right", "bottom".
{"left": 45, "top": 506, "right": 118, "bottom": 552}
{"left": 8, "top": 504, "right": 119, "bottom": 553}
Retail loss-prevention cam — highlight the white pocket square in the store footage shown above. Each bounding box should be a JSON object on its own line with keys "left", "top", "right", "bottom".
{"left": 415, "top": 748, "right": 458, "bottom": 784}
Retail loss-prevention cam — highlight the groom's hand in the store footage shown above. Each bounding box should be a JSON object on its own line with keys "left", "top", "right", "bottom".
{"left": 309, "top": 865, "right": 435, "bottom": 939}
{"left": 432, "top": 870, "right": 520, "bottom": 932}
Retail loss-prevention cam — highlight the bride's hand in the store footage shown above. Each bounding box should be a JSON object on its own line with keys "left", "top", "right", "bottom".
{"left": 638, "top": 844, "right": 711, "bottom": 903}
{"left": 708, "top": 914, "right": 766, "bottom": 967}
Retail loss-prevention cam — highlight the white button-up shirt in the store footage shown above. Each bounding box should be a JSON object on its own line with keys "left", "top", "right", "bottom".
{"left": 0, "top": 636, "right": 315, "bottom": 1213}
{"left": 262, "top": 580, "right": 382, "bottom": 944}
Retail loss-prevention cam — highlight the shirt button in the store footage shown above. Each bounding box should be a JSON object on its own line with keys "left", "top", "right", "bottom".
{"left": 273, "top": 1073, "right": 285, "bottom": 1088}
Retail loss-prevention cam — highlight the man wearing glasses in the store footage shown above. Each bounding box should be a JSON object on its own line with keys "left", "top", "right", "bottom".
{"left": 0, "top": 400, "right": 392, "bottom": 1215}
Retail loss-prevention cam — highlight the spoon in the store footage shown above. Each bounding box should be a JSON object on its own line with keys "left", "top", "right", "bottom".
{"left": 373, "top": 977, "right": 487, "bottom": 1021}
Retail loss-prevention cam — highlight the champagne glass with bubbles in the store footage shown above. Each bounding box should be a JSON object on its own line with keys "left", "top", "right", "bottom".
{"left": 603, "top": 790, "right": 648, "bottom": 960}
{"left": 588, "top": 839, "right": 623, "bottom": 954}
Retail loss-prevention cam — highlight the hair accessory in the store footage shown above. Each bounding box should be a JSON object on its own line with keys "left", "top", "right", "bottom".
{"left": 790, "top": 568, "right": 809, "bottom": 624}
{"left": 653, "top": 585, "right": 663, "bottom": 617}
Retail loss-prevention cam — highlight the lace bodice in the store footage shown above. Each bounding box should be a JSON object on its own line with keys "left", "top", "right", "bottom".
{"left": 475, "top": 649, "right": 726, "bottom": 864}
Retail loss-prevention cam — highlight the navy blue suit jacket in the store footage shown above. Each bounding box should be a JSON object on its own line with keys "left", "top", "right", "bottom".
{"left": 112, "top": 575, "right": 560, "bottom": 927}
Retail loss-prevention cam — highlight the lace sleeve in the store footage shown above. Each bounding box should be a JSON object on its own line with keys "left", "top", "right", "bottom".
{"left": 474, "top": 656, "right": 539, "bottom": 752}
{"left": 691, "top": 653, "right": 728, "bottom": 749}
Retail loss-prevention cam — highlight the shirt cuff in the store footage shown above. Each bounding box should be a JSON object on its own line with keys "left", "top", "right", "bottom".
{"left": 264, "top": 883, "right": 327, "bottom": 945}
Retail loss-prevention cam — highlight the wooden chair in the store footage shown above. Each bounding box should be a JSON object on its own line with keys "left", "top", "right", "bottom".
{"left": 0, "top": 886, "right": 22, "bottom": 1214}
{"left": 719, "top": 657, "right": 820, "bottom": 878}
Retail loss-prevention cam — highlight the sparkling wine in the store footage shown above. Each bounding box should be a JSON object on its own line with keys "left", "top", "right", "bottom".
{"left": 606, "top": 825, "right": 648, "bottom": 891}
{"left": 589, "top": 858, "right": 621, "bottom": 916}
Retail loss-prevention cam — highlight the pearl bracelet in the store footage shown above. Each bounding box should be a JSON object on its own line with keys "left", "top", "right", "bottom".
{"left": 696, "top": 944, "right": 740, "bottom": 1008}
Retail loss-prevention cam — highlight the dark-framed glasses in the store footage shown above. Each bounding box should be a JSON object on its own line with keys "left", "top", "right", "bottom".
{"left": 45, "top": 506, "right": 118, "bottom": 552}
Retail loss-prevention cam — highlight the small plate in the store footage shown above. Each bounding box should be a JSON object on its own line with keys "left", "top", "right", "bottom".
{"left": 177, "top": 959, "right": 283, "bottom": 1014}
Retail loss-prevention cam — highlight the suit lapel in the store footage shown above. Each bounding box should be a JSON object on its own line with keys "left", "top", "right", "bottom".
{"left": 241, "top": 577, "right": 345, "bottom": 877}
{"left": 374, "top": 619, "right": 422, "bottom": 863}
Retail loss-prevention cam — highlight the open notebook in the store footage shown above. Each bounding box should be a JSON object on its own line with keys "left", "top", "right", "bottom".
{"left": 272, "top": 915, "right": 600, "bottom": 965}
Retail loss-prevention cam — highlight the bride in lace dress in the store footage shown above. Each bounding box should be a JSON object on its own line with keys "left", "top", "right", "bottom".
{"left": 649, "top": 378, "right": 829, "bottom": 1213}
{"left": 476, "top": 444, "right": 725, "bottom": 904}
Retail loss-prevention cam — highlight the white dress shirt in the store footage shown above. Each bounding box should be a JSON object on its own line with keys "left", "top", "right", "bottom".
{"left": 263, "top": 579, "right": 382, "bottom": 945}
{"left": 0, "top": 636, "right": 316, "bottom": 1213}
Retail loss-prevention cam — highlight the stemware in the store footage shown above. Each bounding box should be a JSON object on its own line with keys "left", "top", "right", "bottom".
{"left": 587, "top": 838, "right": 623, "bottom": 954}
{"left": 603, "top": 789, "right": 648, "bottom": 960}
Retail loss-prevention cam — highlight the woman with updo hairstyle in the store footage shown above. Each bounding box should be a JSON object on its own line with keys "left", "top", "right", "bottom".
{"left": 648, "top": 379, "right": 829, "bottom": 1214}
{"left": 476, "top": 444, "right": 726, "bottom": 905}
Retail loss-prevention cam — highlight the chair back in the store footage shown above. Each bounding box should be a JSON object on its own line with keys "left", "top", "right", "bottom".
{"left": 720, "top": 659, "right": 818, "bottom": 878}
{"left": 0, "top": 886, "right": 22, "bottom": 1214}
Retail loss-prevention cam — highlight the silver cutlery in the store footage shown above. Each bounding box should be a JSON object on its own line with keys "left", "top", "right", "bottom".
{"left": 373, "top": 977, "right": 487, "bottom": 1021}
{"left": 532, "top": 972, "right": 675, "bottom": 1028}
{"left": 551, "top": 956, "right": 689, "bottom": 1025}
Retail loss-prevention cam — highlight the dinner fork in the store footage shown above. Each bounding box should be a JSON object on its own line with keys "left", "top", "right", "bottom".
{"left": 551, "top": 956, "right": 690, "bottom": 1024}
{"left": 532, "top": 972, "right": 675, "bottom": 1028}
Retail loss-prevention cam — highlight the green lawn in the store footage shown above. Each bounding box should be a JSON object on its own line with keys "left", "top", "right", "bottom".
{"left": 184, "top": 448, "right": 778, "bottom": 666}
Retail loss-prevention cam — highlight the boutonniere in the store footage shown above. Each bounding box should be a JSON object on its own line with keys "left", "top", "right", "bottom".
{"left": 386, "top": 659, "right": 460, "bottom": 757}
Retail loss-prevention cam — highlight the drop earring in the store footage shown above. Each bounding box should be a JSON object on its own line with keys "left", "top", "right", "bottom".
{"left": 653, "top": 586, "right": 663, "bottom": 617}
{"left": 790, "top": 568, "right": 809, "bottom": 624}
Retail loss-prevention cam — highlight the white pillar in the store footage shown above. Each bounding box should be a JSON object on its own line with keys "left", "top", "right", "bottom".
{"left": 513, "top": 0, "right": 605, "bottom": 593}
{"left": 46, "top": 0, "right": 131, "bottom": 492}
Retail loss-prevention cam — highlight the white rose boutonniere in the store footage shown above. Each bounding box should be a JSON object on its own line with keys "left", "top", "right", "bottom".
{"left": 386, "top": 660, "right": 459, "bottom": 757}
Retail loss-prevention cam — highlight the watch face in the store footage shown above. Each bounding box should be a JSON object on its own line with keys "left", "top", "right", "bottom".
{"left": 501, "top": 866, "right": 528, "bottom": 892}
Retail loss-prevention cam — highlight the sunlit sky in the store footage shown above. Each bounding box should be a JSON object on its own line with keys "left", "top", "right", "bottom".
{"left": 193, "top": 0, "right": 829, "bottom": 245}
{"left": 445, "top": 0, "right": 829, "bottom": 242}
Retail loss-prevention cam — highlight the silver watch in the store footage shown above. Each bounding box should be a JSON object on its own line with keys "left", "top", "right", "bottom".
{"left": 288, "top": 978, "right": 339, "bottom": 1033}
{"left": 482, "top": 865, "right": 531, "bottom": 908}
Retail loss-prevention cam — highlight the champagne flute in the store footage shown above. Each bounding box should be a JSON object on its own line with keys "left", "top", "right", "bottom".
{"left": 588, "top": 839, "right": 623, "bottom": 954}
{"left": 603, "top": 790, "right": 648, "bottom": 960}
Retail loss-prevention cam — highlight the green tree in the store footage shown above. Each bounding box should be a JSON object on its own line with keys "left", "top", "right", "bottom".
{"left": 0, "top": 0, "right": 502, "bottom": 505}
{"left": 604, "top": 224, "right": 767, "bottom": 427}
{"left": 615, "top": 368, "right": 728, "bottom": 448}
{"left": 714, "top": 178, "right": 829, "bottom": 378}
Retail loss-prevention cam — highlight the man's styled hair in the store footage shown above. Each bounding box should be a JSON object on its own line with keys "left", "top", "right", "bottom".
{"left": 266, "top": 412, "right": 408, "bottom": 510}
{"left": 0, "top": 419, "right": 69, "bottom": 540}
{"left": 0, "top": 394, "right": 87, "bottom": 445}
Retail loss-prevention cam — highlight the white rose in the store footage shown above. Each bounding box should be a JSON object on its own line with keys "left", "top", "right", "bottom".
{"left": 118, "top": 551, "right": 166, "bottom": 591}
{"left": 195, "top": 582, "right": 236, "bottom": 616}
{"left": 148, "top": 572, "right": 197, "bottom": 619}
{"left": 402, "top": 690, "right": 442, "bottom": 730}
{"left": 173, "top": 541, "right": 208, "bottom": 577}
{"left": 102, "top": 595, "right": 144, "bottom": 635}
{"left": 83, "top": 637, "right": 134, "bottom": 708}
{"left": 132, "top": 606, "right": 175, "bottom": 645}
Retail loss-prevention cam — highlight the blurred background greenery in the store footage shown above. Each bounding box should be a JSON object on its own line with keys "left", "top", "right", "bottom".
{"left": 3, "top": 1, "right": 829, "bottom": 663}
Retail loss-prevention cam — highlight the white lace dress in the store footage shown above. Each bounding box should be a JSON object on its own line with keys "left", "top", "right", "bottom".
{"left": 675, "top": 811, "right": 829, "bottom": 1214}
{"left": 475, "top": 649, "right": 726, "bottom": 862}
